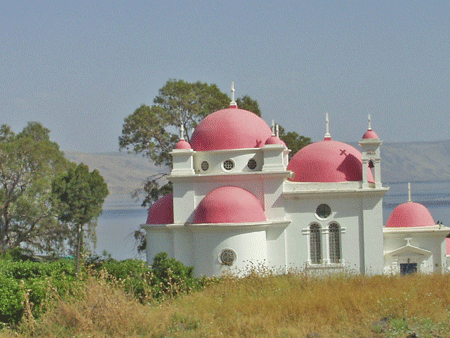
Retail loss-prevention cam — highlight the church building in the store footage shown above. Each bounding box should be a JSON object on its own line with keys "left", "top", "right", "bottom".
{"left": 141, "top": 85, "right": 450, "bottom": 277}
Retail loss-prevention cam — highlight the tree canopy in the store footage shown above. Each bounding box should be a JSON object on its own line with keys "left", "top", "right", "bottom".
{"left": 119, "top": 79, "right": 310, "bottom": 206}
{"left": 0, "top": 122, "right": 69, "bottom": 253}
{"left": 52, "top": 162, "right": 109, "bottom": 272}
{"left": 0, "top": 123, "right": 109, "bottom": 260}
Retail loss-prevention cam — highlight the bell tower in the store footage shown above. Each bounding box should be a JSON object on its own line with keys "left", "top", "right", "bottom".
{"left": 359, "top": 115, "right": 382, "bottom": 188}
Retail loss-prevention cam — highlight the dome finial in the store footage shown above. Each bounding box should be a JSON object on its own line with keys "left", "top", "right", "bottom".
{"left": 324, "top": 112, "right": 331, "bottom": 140}
{"left": 368, "top": 114, "right": 372, "bottom": 131}
{"left": 180, "top": 123, "right": 185, "bottom": 140}
{"left": 276, "top": 124, "right": 279, "bottom": 138}
{"left": 408, "top": 182, "right": 412, "bottom": 202}
{"left": 230, "top": 82, "right": 237, "bottom": 108}
{"left": 271, "top": 120, "right": 276, "bottom": 135}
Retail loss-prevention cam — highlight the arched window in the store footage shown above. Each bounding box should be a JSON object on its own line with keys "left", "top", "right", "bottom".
{"left": 310, "top": 223, "right": 322, "bottom": 264}
{"left": 329, "top": 223, "right": 341, "bottom": 263}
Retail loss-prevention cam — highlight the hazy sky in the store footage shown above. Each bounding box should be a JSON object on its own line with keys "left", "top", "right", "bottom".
{"left": 1, "top": 1, "right": 449, "bottom": 153}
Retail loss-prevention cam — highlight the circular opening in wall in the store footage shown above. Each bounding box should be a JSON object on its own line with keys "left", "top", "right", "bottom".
{"left": 247, "top": 158, "right": 257, "bottom": 170}
{"left": 315, "top": 204, "right": 331, "bottom": 220}
{"left": 219, "top": 249, "right": 237, "bottom": 266}
{"left": 223, "top": 160, "right": 234, "bottom": 171}
{"left": 201, "top": 161, "right": 209, "bottom": 171}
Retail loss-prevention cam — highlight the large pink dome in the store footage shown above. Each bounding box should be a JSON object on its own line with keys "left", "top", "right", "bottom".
{"left": 287, "top": 140, "right": 374, "bottom": 183}
{"left": 193, "top": 186, "right": 266, "bottom": 224}
{"left": 386, "top": 202, "right": 435, "bottom": 228}
{"left": 190, "top": 107, "right": 273, "bottom": 151}
{"left": 146, "top": 193, "right": 174, "bottom": 224}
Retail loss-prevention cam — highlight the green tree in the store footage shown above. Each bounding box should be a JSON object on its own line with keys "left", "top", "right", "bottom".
{"left": 52, "top": 163, "right": 109, "bottom": 274}
{"left": 119, "top": 79, "right": 231, "bottom": 206}
{"left": 236, "top": 95, "right": 261, "bottom": 117}
{"left": 278, "top": 126, "right": 312, "bottom": 160}
{"left": 0, "top": 122, "right": 69, "bottom": 253}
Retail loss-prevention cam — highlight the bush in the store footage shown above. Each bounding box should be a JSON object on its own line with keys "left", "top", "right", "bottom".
{"left": 0, "top": 254, "right": 81, "bottom": 324}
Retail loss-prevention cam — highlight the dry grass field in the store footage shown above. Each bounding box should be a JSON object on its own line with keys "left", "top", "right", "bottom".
{"left": 3, "top": 269, "right": 450, "bottom": 338}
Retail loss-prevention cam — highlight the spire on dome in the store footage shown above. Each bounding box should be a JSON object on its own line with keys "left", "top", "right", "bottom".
{"left": 271, "top": 120, "right": 275, "bottom": 135}
{"left": 324, "top": 113, "right": 331, "bottom": 141}
{"left": 408, "top": 182, "right": 412, "bottom": 202}
{"left": 276, "top": 124, "right": 279, "bottom": 138}
{"left": 367, "top": 114, "right": 372, "bottom": 131}
{"left": 180, "top": 123, "right": 185, "bottom": 140}
{"left": 230, "top": 82, "right": 237, "bottom": 108}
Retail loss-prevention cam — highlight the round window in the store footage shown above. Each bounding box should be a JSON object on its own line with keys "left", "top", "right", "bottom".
{"left": 247, "top": 158, "right": 257, "bottom": 170}
{"left": 315, "top": 204, "right": 331, "bottom": 219}
{"left": 201, "top": 161, "right": 209, "bottom": 171}
{"left": 223, "top": 160, "right": 234, "bottom": 171}
{"left": 219, "top": 249, "right": 237, "bottom": 266}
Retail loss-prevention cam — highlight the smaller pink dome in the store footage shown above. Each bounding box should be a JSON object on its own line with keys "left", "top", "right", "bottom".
{"left": 146, "top": 193, "right": 174, "bottom": 224}
{"left": 193, "top": 186, "right": 266, "bottom": 224}
{"left": 265, "top": 134, "right": 286, "bottom": 146}
{"left": 175, "top": 139, "right": 192, "bottom": 150}
{"left": 362, "top": 130, "right": 379, "bottom": 139}
{"left": 386, "top": 202, "right": 435, "bottom": 228}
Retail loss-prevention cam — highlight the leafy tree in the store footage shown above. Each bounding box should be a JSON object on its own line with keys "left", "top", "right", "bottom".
{"left": 236, "top": 95, "right": 261, "bottom": 116}
{"left": 0, "top": 122, "right": 69, "bottom": 254}
{"left": 278, "top": 125, "right": 312, "bottom": 160}
{"left": 119, "top": 79, "right": 232, "bottom": 206}
{"left": 52, "top": 163, "right": 109, "bottom": 274}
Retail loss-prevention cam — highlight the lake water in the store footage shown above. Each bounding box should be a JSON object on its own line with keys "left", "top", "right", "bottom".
{"left": 93, "top": 181, "right": 450, "bottom": 261}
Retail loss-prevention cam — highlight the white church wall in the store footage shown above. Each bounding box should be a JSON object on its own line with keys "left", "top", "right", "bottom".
{"left": 193, "top": 149, "right": 263, "bottom": 175}
{"left": 362, "top": 196, "right": 385, "bottom": 274}
{"left": 383, "top": 231, "right": 448, "bottom": 274}
{"left": 191, "top": 227, "right": 268, "bottom": 277}
{"left": 266, "top": 226, "right": 288, "bottom": 271}
{"left": 144, "top": 227, "right": 174, "bottom": 264}
{"left": 283, "top": 194, "right": 385, "bottom": 273}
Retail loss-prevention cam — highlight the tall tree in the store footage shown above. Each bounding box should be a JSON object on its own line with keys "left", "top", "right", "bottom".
{"left": 0, "top": 122, "right": 69, "bottom": 253}
{"left": 119, "top": 79, "right": 231, "bottom": 206}
{"left": 52, "top": 163, "right": 108, "bottom": 273}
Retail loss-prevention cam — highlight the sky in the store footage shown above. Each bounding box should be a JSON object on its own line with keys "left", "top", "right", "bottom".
{"left": 1, "top": 1, "right": 449, "bottom": 153}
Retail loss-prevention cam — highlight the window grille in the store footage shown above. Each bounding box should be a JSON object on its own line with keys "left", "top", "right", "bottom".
{"left": 219, "top": 249, "right": 236, "bottom": 266}
{"left": 329, "top": 223, "right": 341, "bottom": 263}
{"left": 223, "top": 160, "right": 234, "bottom": 171}
{"left": 247, "top": 158, "right": 257, "bottom": 170}
{"left": 201, "top": 161, "right": 209, "bottom": 171}
{"left": 310, "top": 223, "right": 322, "bottom": 264}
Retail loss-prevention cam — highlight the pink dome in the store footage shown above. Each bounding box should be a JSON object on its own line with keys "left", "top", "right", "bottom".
{"left": 362, "top": 130, "right": 379, "bottom": 139}
{"left": 146, "top": 193, "right": 174, "bottom": 224}
{"left": 287, "top": 140, "right": 374, "bottom": 183}
{"left": 190, "top": 107, "right": 273, "bottom": 151}
{"left": 386, "top": 202, "right": 435, "bottom": 228}
{"left": 265, "top": 134, "right": 286, "bottom": 146}
{"left": 193, "top": 186, "right": 266, "bottom": 224}
{"left": 175, "top": 139, "right": 192, "bottom": 150}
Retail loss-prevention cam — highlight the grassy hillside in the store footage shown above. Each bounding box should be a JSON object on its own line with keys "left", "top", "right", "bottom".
{"left": 3, "top": 270, "right": 450, "bottom": 337}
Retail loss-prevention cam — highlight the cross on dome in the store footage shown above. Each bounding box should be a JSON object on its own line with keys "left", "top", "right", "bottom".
{"left": 324, "top": 113, "right": 331, "bottom": 140}
{"left": 180, "top": 123, "right": 185, "bottom": 140}
{"left": 230, "top": 82, "right": 237, "bottom": 108}
{"left": 368, "top": 114, "right": 372, "bottom": 131}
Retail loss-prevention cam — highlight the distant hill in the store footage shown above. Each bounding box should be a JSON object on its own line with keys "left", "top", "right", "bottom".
{"left": 64, "top": 140, "right": 450, "bottom": 208}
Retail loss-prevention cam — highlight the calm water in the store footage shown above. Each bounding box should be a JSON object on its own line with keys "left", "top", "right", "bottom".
{"left": 93, "top": 181, "right": 450, "bottom": 260}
